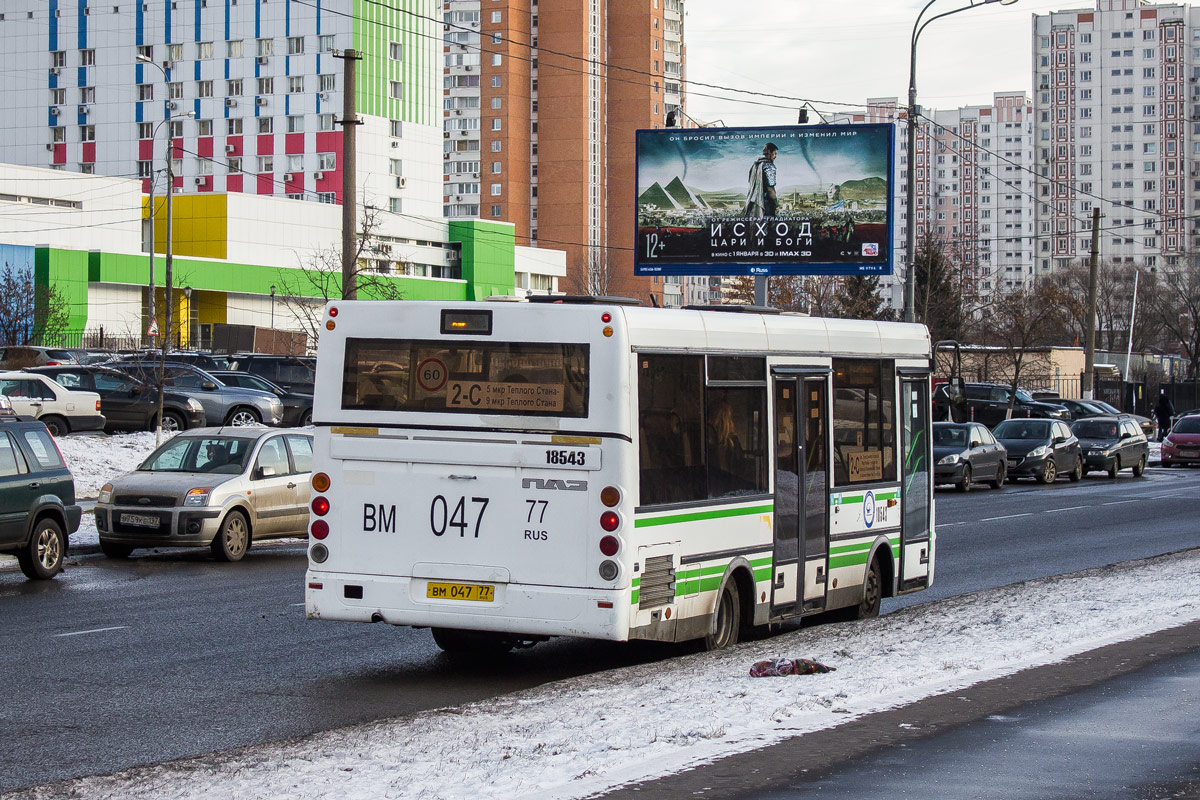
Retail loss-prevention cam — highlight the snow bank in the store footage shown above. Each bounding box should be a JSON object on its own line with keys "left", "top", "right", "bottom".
{"left": 18, "top": 548, "right": 1200, "bottom": 800}
{"left": 57, "top": 432, "right": 167, "bottom": 500}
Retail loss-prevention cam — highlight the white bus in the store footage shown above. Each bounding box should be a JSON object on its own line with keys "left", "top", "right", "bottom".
{"left": 305, "top": 298, "right": 934, "bottom": 653}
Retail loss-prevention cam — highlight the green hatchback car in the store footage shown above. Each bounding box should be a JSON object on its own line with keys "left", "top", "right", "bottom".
{"left": 0, "top": 412, "right": 82, "bottom": 579}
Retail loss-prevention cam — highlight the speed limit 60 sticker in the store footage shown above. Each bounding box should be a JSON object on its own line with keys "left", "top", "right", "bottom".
{"left": 416, "top": 358, "right": 448, "bottom": 392}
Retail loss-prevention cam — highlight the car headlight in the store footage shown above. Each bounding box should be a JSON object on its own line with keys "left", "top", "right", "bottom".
{"left": 98, "top": 483, "right": 113, "bottom": 504}
{"left": 186, "top": 398, "right": 204, "bottom": 412}
{"left": 1027, "top": 445, "right": 1050, "bottom": 458}
{"left": 184, "top": 487, "right": 212, "bottom": 507}
{"left": 937, "top": 453, "right": 961, "bottom": 465}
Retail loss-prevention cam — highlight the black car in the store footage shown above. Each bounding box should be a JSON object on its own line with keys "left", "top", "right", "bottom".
{"left": 1083, "top": 399, "right": 1157, "bottom": 439}
{"left": 934, "top": 382, "right": 1070, "bottom": 427}
{"left": 0, "top": 415, "right": 82, "bottom": 579}
{"left": 122, "top": 351, "right": 221, "bottom": 372}
{"left": 1071, "top": 415, "right": 1149, "bottom": 478}
{"left": 29, "top": 366, "right": 206, "bottom": 433}
{"left": 224, "top": 354, "right": 315, "bottom": 394}
{"left": 993, "top": 418, "right": 1082, "bottom": 484}
{"left": 209, "top": 371, "right": 313, "bottom": 427}
{"left": 933, "top": 422, "right": 1007, "bottom": 491}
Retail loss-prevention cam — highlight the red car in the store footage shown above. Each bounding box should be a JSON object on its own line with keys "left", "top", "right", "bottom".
{"left": 1161, "top": 415, "right": 1200, "bottom": 467}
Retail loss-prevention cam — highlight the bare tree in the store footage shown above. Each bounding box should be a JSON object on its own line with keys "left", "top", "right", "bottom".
{"left": 276, "top": 205, "right": 405, "bottom": 345}
{"left": 913, "top": 230, "right": 967, "bottom": 343}
{"left": 973, "top": 285, "right": 1065, "bottom": 419}
{"left": 1146, "top": 256, "right": 1200, "bottom": 378}
{"left": 0, "top": 261, "right": 71, "bottom": 347}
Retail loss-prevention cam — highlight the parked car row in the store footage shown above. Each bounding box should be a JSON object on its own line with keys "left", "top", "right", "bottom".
{"left": 1, "top": 419, "right": 316, "bottom": 581}
{"left": 934, "top": 412, "right": 1152, "bottom": 492}
{"left": 934, "top": 381, "right": 1158, "bottom": 438}
{"left": 0, "top": 354, "right": 314, "bottom": 434}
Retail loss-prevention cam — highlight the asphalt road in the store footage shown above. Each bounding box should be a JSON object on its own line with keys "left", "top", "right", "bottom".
{"left": 1, "top": 466, "right": 1198, "bottom": 793}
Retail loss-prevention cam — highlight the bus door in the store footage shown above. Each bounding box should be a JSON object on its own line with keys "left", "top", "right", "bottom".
{"left": 771, "top": 374, "right": 830, "bottom": 617}
{"left": 899, "top": 376, "right": 932, "bottom": 588}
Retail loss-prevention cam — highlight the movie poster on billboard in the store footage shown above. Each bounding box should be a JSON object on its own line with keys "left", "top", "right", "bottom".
{"left": 634, "top": 124, "right": 894, "bottom": 277}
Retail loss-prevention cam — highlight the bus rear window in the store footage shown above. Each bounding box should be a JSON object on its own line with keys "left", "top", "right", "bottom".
{"left": 341, "top": 338, "right": 590, "bottom": 417}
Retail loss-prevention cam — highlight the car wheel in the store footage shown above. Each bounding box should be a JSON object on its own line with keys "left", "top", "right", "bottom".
{"left": 41, "top": 415, "right": 68, "bottom": 438}
{"left": 1038, "top": 459, "right": 1057, "bottom": 484}
{"left": 226, "top": 407, "right": 261, "bottom": 427}
{"left": 1107, "top": 459, "right": 1120, "bottom": 479}
{"left": 300, "top": 409, "right": 313, "bottom": 427}
{"left": 431, "top": 628, "right": 514, "bottom": 656}
{"left": 210, "top": 511, "right": 250, "bottom": 562}
{"left": 1132, "top": 455, "right": 1146, "bottom": 477}
{"left": 17, "top": 518, "right": 65, "bottom": 580}
{"left": 99, "top": 540, "right": 134, "bottom": 559}
{"left": 1068, "top": 458, "right": 1083, "bottom": 482}
{"left": 703, "top": 580, "right": 742, "bottom": 650}
{"left": 990, "top": 462, "right": 1006, "bottom": 490}
{"left": 956, "top": 465, "right": 973, "bottom": 493}
{"left": 160, "top": 411, "right": 186, "bottom": 433}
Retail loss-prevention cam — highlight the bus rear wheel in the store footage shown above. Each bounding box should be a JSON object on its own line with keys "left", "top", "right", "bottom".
{"left": 704, "top": 582, "right": 741, "bottom": 651}
{"left": 431, "top": 627, "right": 514, "bottom": 656}
{"left": 855, "top": 558, "right": 883, "bottom": 619}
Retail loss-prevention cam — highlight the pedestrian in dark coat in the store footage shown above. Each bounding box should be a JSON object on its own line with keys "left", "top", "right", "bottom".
{"left": 1155, "top": 391, "right": 1175, "bottom": 440}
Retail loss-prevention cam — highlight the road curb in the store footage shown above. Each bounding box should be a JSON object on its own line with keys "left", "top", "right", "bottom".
{"left": 593, "top": 619, "right": 1200, "bottom": 800}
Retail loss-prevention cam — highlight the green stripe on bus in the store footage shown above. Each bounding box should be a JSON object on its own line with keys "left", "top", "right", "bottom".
{"left": 831, "top": 491, "right": 898, "bottom": 505}
{"left": 753, "top": 567, "right": 772, "bottom": 582}
{"left": 635, "top": 504, "right": 774, "bottom": 528}
{"left": 631, "top": 577, "right": 641, "bottom": 588}
{"left": 829, "top": 553, "right": 870, "bottom": 569}
{"left": 631, "top": 589, "right": 639, "bottom": 604}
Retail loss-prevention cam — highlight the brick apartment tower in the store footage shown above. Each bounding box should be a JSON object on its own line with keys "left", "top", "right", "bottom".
{"left": 444, "top": 0, "right": 685, "bottom": 302}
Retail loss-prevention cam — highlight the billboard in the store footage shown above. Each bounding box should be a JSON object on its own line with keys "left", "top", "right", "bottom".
{"left": 634, "top": 124, "right": 894, "bottom": 277}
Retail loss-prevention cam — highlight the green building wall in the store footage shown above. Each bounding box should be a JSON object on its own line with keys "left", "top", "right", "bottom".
{"left": 449, "top": 219, "right": 517, "bottom": 300}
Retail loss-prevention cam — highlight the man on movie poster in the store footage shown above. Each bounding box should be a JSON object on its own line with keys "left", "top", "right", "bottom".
{"left": 742, "top": 142, "right": 779, "bottom": 218}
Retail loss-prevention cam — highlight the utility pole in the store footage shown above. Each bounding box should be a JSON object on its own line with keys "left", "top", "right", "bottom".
{"left": 1083, "top": 206, "right": 1101, "bottom": 400}
{"left": 336, "top": 49, "right": 362, "bottom": 301}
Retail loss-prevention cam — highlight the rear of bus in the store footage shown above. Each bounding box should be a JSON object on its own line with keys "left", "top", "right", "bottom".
{"left": 305, "top": 300, "right": 636, "bottom": 642}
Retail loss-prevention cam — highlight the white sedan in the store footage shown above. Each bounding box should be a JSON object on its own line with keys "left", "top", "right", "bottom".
{"left": 0, "top": 370, "right": 104, "bottom": 436}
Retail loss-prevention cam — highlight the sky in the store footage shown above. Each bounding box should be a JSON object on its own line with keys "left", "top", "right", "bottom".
{"left": 684, "top": 0, "right": 1087, "bottom": 126}
{"left": 21, "top": 543, "right": 1198, "bottom": 799}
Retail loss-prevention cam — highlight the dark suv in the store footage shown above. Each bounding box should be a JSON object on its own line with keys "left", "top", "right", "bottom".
{"left": 1071, "top": 415, "right": 1149, "bottom": 478}
{"left": 224, "top": 354, "right": 315, "bottom": 394}
{"left": 934, "top": 382, "right": 1070, "bottom": 428}
{"left": 0, "top": 416, "right": 81, "bottom": 579}
{"left": 29, "top": 366, "right": 206, "bottom": 433}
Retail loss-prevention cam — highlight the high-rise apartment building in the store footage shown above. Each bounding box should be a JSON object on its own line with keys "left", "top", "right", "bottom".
{"left": 0, "top": 0, "right": 447, "bottom": 234}
{"left": 442, "top": 0, "right": 686, "bottom": 301}
{"left": 838, "top": 93, "right": 1036, "bottom": 305}
{"left": 1033, "top": 0, "right": 1195, "bottom": 275}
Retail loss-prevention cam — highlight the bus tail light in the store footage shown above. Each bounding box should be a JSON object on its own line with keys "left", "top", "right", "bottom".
{"left": 312, "top": 496, "right": 330, "bottom": 516}
{"left": 310, "top": 544, "right": 329, "bottom": 563}
{"left": 312, "top": 472, "right": 331, "bottom": 492}
{"left": 600, "top": 486, "right": 620, "bottom": 507}
{"left": 600, "top": 511, "right": 619, "bottom": 532}
{"left": 598, "top": 560, "right": 619, "bottom": 581}
{"left": 599, "top": 535, "right": 619, "bottom": 556}
{"left": 328, "top": 306, "right": 339, "bottom": 317}
{"left": 311, "top": 520, "right": 329, "bottom": 539}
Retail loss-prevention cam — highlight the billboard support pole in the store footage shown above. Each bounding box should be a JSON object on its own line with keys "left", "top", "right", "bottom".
{"left": 754, "top": 276, "right": 767, "bottom": 307}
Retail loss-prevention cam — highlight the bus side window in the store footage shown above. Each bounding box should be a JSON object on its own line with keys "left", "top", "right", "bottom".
{"left": 638, "top": 354, "right": 706, "bottom": 505}
{"left": 831, "top": 358, "right": 896, "bottom": 486}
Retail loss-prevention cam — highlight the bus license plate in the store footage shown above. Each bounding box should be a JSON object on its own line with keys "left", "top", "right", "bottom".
{"left": 426, "top": 582, "right": 495, "bottom": 602}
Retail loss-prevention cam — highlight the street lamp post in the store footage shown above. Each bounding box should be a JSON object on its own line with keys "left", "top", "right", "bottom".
{"left": 905, "top": 0, "right": 1018, "bottom": 324}
{"left": 270, "top": 284, "right": 277, "bottom": 331}
{"left": 183, "top": 286, "right": 193, "bottom": 349}
{"left": 137, "top": 54, "right": 195, "bottom": 442}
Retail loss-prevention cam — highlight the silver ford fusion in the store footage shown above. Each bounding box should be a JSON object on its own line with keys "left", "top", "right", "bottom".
{"left": 95, "top": 428, "right": 314, "bottom": 562}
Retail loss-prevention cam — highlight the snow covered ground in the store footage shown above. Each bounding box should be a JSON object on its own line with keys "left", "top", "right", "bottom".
{"left": 57, "top": 431, "right": 166, "bottom": 500}
{"left": 15, "top": 548, "right": 1200, "bottom": 800}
